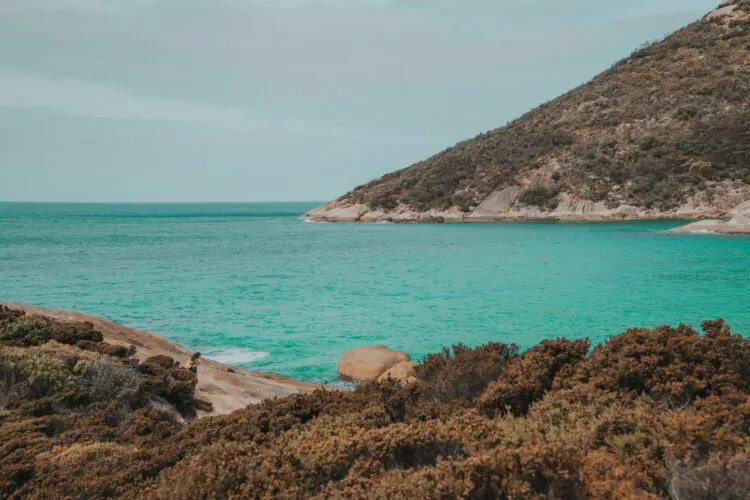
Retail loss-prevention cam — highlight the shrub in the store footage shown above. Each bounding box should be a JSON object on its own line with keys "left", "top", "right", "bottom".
{"left": 0, "top": 309, "right": 106, "bottom": 349}
{"left": 563, "top": 320, "right": 750, "bottom": 408}
{"left": 4, "top": 317, "right": 750, "bottom": 498}
{"left": 0, "top": 315, "right": 53, "bottom": 346}
{"left": 32, "top": 443, "right": 145, "bottom": 497}
{"left": 76, "top": 362, "right": 140, "bottom": 403}
{"left": 668, "top": 447, "right": 750, "bottom": 500}
{"left": 518, "top": 187, "right": 561, "bottom": 209}
{"left": 0, "top": 343, "right": 83, "bottom": 405}
{"left": 416, "top": 342, "right": 518, "bottom": 403}
{"left": 0, "top": 364, "right": 29, "bottom": 410}
{"left": 479, "top": 338, "right": 591, "bottom": 416}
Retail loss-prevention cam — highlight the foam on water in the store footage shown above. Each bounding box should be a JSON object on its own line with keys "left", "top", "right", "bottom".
{"left": 202, "top": 348, "right": 270, "bottom": 365}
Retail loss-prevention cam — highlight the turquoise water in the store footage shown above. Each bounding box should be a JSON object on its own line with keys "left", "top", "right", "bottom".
{"left": 1, "top": 202, "right": 749, "bottom": 383}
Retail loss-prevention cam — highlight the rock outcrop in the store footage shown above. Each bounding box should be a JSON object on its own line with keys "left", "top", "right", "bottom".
{"left": 377, "top": 360, "right": 418, "bottom": 384}
{"left": 305, "top": 1, "right": 750, "bottom": 223}
{"left": 0, "top": 302, "right": 318, "bottom": 416}
{"left": 338, "top": 345, "right": 411, "bottom": 381}
{"left": 671, "top": 200, "right": 750, "bottom": 234}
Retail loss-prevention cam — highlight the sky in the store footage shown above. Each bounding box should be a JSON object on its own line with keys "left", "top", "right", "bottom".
{"left": 0, "top": 0, "right": 718, "bottom": 202}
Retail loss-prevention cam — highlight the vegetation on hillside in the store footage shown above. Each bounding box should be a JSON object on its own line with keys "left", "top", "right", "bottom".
{"left": 2, "top": 305, "right": 750, "bottom": 498}
{"left": 336, "top": 1, "right": 750, "bottom": 213}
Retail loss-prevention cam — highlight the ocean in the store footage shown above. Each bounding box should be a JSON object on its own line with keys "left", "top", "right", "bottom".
{"left": 1, "top": 202, "right": 749, "bottom": 383}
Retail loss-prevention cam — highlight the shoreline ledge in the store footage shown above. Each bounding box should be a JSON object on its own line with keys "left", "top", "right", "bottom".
{"left": 0, "top": 301, "right": 318, "bottom": 417}
{"left": 302, "top": 200, "right": 750, "bottom": 226}
{"left": 670, "top": 201, "right": 750, "bottom": 235}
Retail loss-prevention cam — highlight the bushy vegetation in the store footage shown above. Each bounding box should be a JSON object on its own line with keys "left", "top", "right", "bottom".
{"left": 2, "top": 304, "right": 750, "bottom": 498}
{"left": 518, "top": 187, "right": 561, "bottom": 210}
{"left": 0, "top": 306, "right": 210, "bottom": 497}
{"left": 336, "top": 1, "right": 750, "bottom": 213}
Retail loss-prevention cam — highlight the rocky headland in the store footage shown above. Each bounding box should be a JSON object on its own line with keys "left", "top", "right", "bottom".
{"left": 305, "top": 0, "right": 750, "bottom": 224}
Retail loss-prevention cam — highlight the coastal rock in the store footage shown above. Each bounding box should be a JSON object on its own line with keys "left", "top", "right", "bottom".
{"left": 0, "top": 302, "right": 319, "bottom": 416}
{"left": 338, "top": 345, "right": 411, "bottom": 381}
{"left": 671, "top": 201, "right": 750, "bottom": 235}
{"left": 304, "top": 185, "right": 750, "bottom": 223}
{"left": 377, "top": 361, "right": 418, "bottom": 384}
{"left": 730, "top": 200, "right": 750, "bottom": 222}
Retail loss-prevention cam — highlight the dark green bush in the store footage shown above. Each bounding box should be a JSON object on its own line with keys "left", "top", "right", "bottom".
{"left": 518, "top": 186, "right": 561, "bottom": 209}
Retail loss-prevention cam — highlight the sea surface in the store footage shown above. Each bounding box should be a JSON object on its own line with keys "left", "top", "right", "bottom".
{"left": 2, "top": 202, "right": 749, "bottom": 383}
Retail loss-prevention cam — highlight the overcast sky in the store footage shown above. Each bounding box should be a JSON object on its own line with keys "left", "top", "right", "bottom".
{"left": 0, "top": 0, "right": 717, "bottom": 202}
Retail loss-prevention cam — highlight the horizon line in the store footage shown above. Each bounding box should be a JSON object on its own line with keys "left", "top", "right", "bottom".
{"left": 0, "top": 200, "right": 326, "bottom": 204}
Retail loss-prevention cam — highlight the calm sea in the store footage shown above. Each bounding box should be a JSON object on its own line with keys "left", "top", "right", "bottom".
{"left": 1, "top": 202, "right": 749, "bottom": 383}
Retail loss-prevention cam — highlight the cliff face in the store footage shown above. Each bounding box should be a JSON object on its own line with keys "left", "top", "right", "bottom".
{"left": 307, "top": 1, "right": 750, "bottom": 222}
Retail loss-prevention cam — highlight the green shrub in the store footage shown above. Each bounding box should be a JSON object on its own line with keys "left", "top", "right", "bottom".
{"left": 76, "top": 362, "right": 140, "bottom": 403}
{"left": 0, "top": 316, "right": 53, "bottom": 346}
{"left": 518, "top": 186, "right": 561, "bottom": 209}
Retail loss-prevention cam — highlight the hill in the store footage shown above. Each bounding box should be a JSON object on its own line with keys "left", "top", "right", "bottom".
{"left": 306, "top": 1, "right": 750, "bottom": 222}
{"left": 3, "top": 304, "right": 750, "bottom": 497}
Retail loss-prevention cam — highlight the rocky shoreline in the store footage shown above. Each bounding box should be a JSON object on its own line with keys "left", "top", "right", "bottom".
{"left": 0, "top": 302, "right": 317, "bottom": 416}
{"left": 670, "top": 201, "right": 750, "bottom": 235}
{"left": 303, "top": 198, "right": 750, "bottom": 234}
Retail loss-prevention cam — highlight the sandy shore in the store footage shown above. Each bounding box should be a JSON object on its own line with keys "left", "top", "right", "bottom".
{"left": 1, "top": 301, "right": 319, "bottom": 417}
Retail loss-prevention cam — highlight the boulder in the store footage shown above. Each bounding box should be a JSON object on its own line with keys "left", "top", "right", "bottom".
{"left": 338, "top": 345, "right": 411, "bottom": 381}
{"left": 377, "top": 361, "right": 418, "bottom": 384}
{"left": 730, "top": 200, "right": 750, "bottom": 223}
{"left": 671, "top": 201, "right": 750, "bottom": 235}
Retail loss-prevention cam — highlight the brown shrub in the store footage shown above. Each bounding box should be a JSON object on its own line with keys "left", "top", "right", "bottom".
{"left": 0, "top": 311, "right": 103, "bottom": 347}
{"left": 76, "top": 340, "right": 137, "bottom": 358}
{"left": 562, "top": 320, "right": 750, "bottom": 408}
{"left": 135, "top": 357, "right": 200, "bottom": 419}
{"left": 31, "top": 442, "right": 144, "bottom": 497}
{"left": 416, "top": 342, "right": 518, "bottom": 403}
{"left": 3, "top": 317, "right": 750, "bottom": 499}
{"left": 144, "top": 355, "right": 178, "bottom": 370}
{"left": 478, "top": 338, "right": 590, "bottom": 416}
{"left": 668, "top": 447, "right": 750, "bottom": 500}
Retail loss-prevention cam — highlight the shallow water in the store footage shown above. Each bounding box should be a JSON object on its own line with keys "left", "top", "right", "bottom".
{"left": 2, "top": 202, "right": 749, "bottom": 383}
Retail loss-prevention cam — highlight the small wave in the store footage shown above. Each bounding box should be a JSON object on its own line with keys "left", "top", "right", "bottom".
{"left": 688, "top": 229, "right": 719, "bottom": 234}
{"left": 326, "top": 379, "right": 356, "bottom": 390}
{"left": 204, "top": 348, "right": 270, "bottom": 365}
{"left": 299, "top": 217, "right": 329, "bottom": 223}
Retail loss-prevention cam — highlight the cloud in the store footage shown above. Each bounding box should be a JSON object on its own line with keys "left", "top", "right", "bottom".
{"left": 0, "top": 0, "right": 719, "bottom": 202}
{"left": 0, "top": 73, "right": 444, "bottom": 145}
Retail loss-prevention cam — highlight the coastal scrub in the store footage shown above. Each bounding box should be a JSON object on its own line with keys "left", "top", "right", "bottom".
{"left": 2, "top": 305, "right": 750, "bottom": 498}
